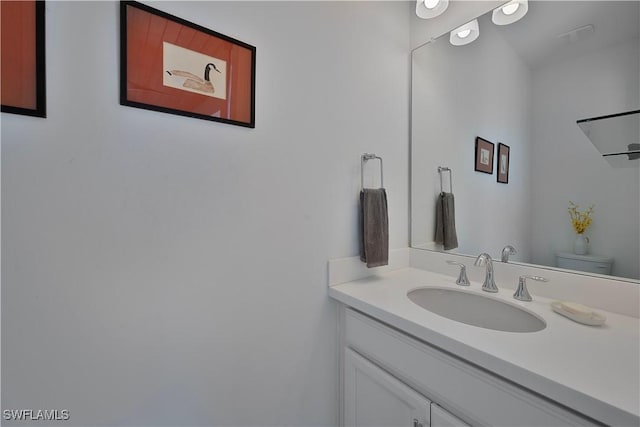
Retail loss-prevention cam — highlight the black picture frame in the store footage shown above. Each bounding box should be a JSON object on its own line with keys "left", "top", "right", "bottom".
{"left": 0, "top": 0, "right": 46, "bottom": 118}
{"left": 120, "top": 1, "right": 256, "bottom": 128}
{"left": 497, "top": 143, "right": 510, "bottom": 184}
{"left": 474, "top": 137, "right": 494, "bottom": 174}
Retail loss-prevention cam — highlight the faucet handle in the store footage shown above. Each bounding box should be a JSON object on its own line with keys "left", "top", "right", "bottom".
{"left": 446, "top": 260, "right": 470, "bottom": 286}
{"left": 514, "top": 275, "right": 549, "bottom": 301}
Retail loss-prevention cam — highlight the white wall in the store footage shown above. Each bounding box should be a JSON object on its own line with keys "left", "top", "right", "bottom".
{"left": 1, "top": 1, "right": 410, "bottom": 425}
{"left": 411, "top": 13, "right": 532, "bottom": 260}
{"left": 530, "top": 38, "right": 640, "bottom": 280}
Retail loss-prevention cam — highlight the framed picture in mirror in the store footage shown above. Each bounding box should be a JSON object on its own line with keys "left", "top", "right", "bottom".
{"left": 497, "top": 143, "right": 510, "bottom": 183}
{"left": 474, "top": 137, "right": 494, "bottom": 174}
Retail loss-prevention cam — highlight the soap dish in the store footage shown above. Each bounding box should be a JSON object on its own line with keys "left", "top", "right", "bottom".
{"left": 550, "top": 301, "right": 606, "bottom": 326}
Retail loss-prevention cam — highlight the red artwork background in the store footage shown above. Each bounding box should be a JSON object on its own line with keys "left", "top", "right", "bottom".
{"left": 1, "top": 1, "right": 37, "bottom": 110}
{"left": 124, "top": 3, "right": 254, "bottom": 125}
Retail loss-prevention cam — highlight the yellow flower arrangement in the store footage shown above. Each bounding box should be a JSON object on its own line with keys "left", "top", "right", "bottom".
{"left": 568, "top": 202, "right": 594, "bottom": 234}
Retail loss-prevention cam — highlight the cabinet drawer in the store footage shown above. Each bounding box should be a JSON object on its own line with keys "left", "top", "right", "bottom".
{"left": 344, "top": 308, "right": 597, "bottom": 427}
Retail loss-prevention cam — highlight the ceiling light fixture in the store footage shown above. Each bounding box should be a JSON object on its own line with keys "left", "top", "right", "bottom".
{"left": 416, "top": 0, "right": 449, "bottom": 19}
{"left": 450, "top": 20, "right": 479, "bottom": 46}
{"left": 492, "top": 0, "right": 528, "bottom": 26}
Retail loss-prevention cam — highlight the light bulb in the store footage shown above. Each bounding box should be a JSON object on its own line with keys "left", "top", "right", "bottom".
{"left": 457, "top": 29, "right": 472, "bottom": 38}
{"left": 502, "top": 2, "right": 520, "bottom": 16}
{"left": 424, "top": 0, "right": 440, "bottom": 9}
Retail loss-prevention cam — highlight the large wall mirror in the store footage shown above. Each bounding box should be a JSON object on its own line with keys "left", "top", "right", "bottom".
{"left": 411, "top": 1, "right": 639, "bottom": 281}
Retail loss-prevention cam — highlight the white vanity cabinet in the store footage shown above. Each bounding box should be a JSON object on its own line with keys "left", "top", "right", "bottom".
{"left": 344, "top": 348, "right": 431, "bottom": 427}
{"left": 340, "top": 307, "right": 599, "bottom": 427}
{"left": 344, "top": 346, "right": 470, "bottom": 427}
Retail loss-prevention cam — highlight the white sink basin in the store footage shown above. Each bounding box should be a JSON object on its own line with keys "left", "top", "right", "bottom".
{"left": 407, "top": 287, "right": 546, "bottom": 333}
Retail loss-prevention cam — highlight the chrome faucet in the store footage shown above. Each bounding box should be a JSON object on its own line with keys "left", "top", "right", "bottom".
{"left": 474, "top": 253, "right": 498, "bottom": 293}
{"left": 501, "top": 245, "right": 517, "bottom": 263}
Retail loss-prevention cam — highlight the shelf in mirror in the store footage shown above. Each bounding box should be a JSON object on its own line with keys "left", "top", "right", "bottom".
{"left": 577, "top": 110, "right": 640, "bottom": 168}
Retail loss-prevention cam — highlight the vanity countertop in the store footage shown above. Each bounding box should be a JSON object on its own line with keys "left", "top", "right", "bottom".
{"left": 329, "top": 267, "right": 640, "bottom": 426}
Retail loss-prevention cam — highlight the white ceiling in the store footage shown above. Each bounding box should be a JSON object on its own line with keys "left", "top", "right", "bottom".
{"left": 490, "top": 1, "right": 640, "bottom": 69}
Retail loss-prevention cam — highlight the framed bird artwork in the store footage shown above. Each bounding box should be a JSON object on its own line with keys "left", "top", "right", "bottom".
{"left": 120, "top": 1, "right": 256, "bottom": 128}
{"left": 1, "top": 0, "right": 46, "bottom": 118}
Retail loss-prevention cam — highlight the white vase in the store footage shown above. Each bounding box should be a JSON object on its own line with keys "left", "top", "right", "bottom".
{"left": 573, "top": 234, "right": 589, "bottom": 255}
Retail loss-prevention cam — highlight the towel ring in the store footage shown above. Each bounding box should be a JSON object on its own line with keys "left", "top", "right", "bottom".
{"left": 361, "top": 153, "right": 384, "bottom": 190}
{"left": 438, "top": 166, "right": 453, "bottom": 193}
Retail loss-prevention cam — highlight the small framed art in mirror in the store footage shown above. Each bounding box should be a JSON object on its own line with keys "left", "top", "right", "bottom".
{"left": 497, "top": 143, "right": 510, "bottom": 184}
{"left": 474, "top": 137, "right": 494, "bottom": 174}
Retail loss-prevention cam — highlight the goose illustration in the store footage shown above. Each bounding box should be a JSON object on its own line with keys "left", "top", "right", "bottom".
{"left": 165, "top": 63, "right": 221, "bottom": 94}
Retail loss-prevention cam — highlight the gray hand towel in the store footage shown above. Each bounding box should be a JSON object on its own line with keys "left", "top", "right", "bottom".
{"left": 359, "top": 188, "right": 389, "bottom": 268}
{"left": 434, "top": 192, "right": 458, "bottom": 250}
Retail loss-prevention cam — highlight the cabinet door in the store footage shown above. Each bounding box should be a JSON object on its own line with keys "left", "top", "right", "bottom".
{"left": 344, "top": 348, "right": 430, "bottom": 427}
{"left": 431, "top": 404, "right": 469, "bottom": 427}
